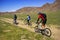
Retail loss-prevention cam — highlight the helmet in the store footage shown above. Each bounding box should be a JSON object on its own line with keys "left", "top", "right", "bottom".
{"left": 27, "top": 15, "right": 29, "bottom": 16}
{"left": 38, "top": 12, "right": 41, "bottom": 15}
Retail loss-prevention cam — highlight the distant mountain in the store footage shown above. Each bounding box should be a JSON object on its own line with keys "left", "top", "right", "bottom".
{"left": 0, "top": 0, "right": 60, "bottom": 13}
{"left": 16, "top": 7, "right": 42, "bottom": 13}
{"left": 50, "top": 0, "right": 60, "bottom": 11}
{"left": 16, "top": 0, "right": 60, "bottom": 13}
{"left": 41, "top": 0, "right": 60, "bottom": 11}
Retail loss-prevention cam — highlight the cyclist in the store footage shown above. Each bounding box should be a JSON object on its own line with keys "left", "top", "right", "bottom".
{"left": 36, "top": 12, "right": 47, "bottom": 29}
{"left": 14, "top": 14, "right": 17, "bottom": 24}
{"left": 26, "top": 15, "right": 31, "bottom": 25}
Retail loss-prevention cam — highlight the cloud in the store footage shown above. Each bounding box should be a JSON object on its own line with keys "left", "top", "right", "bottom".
{"left": 8, "top": 10, "right": 16, "bottom": 12}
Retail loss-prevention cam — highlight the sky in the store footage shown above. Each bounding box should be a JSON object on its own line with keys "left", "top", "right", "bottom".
{"left": 0, "top": 0, "right": 55, "bottom": 12}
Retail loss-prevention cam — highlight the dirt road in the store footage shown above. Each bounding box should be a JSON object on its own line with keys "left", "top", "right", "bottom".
{"left": 0, "top": 18, "right": 60, "bottom": 40}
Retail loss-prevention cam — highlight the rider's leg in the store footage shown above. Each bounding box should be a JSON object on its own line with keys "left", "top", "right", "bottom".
{"left": 42, "top": 23, "right": 45, "bottom": 29}
{"left": 42, "top": 20, "right": 46, "bottom": 29}
{"left": 27, "top": 20, "right": 29, "bottom": 25}
{"left": 42, "top": 21, "right": 46, "bottom": 29}
{"left": 41, "top": 23, "right": 45, "bottom": 35}
{"left": 28, "top": 20, "right": 30, "bottom": 25}
{"left": 14, "top": 19, "right": 17, "bottom": 24}
{"left": 14, "top": 19, "right": 15, "bottom": 24}
{"left": 15, "top": 20, "right": 16, "bottom": 24}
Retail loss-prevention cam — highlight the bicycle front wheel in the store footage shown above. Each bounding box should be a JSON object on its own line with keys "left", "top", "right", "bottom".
{"left": 44, "top": 28, "right": 52, "bottom": 37}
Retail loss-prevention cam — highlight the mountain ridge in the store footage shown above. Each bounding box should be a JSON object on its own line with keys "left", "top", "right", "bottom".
{"left": 0, "top": 0, "right": 60, "bottom": 13}
{"left": 16, "top": 0, "right": 60, "bottom": 13}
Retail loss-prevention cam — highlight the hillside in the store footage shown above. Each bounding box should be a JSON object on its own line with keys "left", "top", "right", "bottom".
{"left": 16, "top": 7, "right": 41, "bottom": 13}
{"left": 49, "top": 0, "right": 60, "bottom": 11}
{"left": 0, "top": 17, "right": 54, "bottom": 40}
{"left": 16, "top": 0, "right": 60, "bottom": 13}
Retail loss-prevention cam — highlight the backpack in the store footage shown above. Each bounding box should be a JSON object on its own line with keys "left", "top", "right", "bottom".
{"left": 28, "top": 16, "right": 31, "bottom": 20}
{"left": 41, "top": 13, "right": 47, "bottom": 19}
{"left": 14, "top": 15, "right": 17, "bottom": 20}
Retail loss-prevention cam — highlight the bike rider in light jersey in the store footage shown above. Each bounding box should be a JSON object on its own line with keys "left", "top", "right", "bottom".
{"left": 26, "top": 15, "right": 31, "bottom": 25}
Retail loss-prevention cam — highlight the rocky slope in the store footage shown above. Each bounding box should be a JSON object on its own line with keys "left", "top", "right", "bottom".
{"left": 16, "top": 0, "right": 60, "bottom": 13}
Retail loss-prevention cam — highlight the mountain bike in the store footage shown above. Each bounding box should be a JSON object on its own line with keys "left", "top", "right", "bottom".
{"left": 24, "top": 19, "right": 32, "bottom": 26}
{"left": 34, "top": 23, "right": 52, "bottom": 37}
{"left": 13, "top": 19, "right": 18, "bottom": 25}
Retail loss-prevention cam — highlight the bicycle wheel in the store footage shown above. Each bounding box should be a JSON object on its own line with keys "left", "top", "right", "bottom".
{"left": 44, "top": 28, "right": 52, "bottom": 37}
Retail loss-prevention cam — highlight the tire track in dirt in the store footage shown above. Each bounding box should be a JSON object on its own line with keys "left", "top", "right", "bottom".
{"left": 0, "top": 18, "right": 35, "bottom": 32}
{"left": 48, "top": 25, "right": 60, "bottom": 40}
{"left": 1, "top": 18, "right": 60, "bottom": 40}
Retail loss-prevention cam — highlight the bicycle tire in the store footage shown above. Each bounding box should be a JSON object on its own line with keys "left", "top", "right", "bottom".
{"left": 44, "top": 28, "right": 52, "bottom": 37}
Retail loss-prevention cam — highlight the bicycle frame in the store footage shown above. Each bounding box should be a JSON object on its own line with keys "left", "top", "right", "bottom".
{"left": 37, "top": 23, "right": 43, "bottom": 29}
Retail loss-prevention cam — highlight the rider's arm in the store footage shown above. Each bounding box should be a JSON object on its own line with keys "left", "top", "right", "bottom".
{"left": 37, "top": 18, "right": 39, "bottom": 23}
{"left": 36, "top": 15, "right": 41, "bottom": 23}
